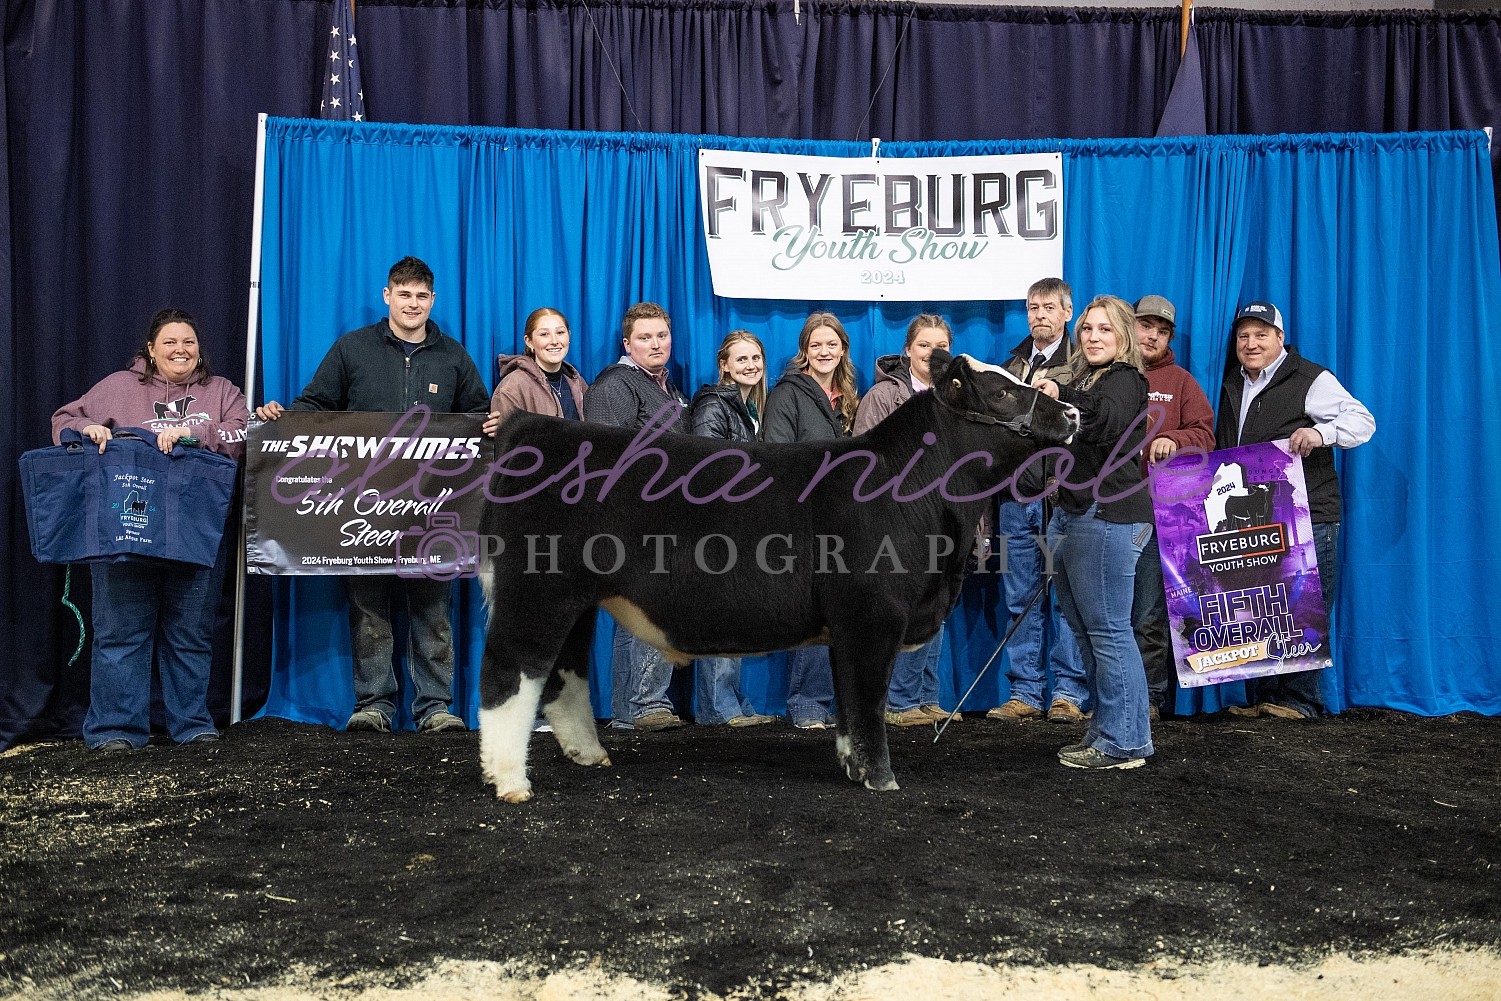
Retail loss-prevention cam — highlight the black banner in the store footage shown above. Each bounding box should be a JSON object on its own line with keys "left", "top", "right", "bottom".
{"left": 245, "top": 410, "right": 493, "bottom": 576}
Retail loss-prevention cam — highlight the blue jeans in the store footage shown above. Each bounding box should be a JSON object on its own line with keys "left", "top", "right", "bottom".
{"left": 693, "top": 656, "right": 756, "bottom": 724}
{"left": 886, "top": 632, "right": 944, "bottom": 712}
{"left": 785, "top": 646, "right": 835, "bottom": 724}
{"left": 345, "top": 575, "right": 455, "bottom": 725}
{"left": 999, "top": 500, "right": 1086, "bottom": 709}
{"left": 85, "top": 559, "right": 217, "bottom": 748}
{"left": 1050, "top": 506, "right": 1154, "bottom": 761}
{"left": 1243, "top": 522, "right": 1338, "bottom": 717}
{"left": 610, "top": 625, "right": 674, "bottom": 725}
{"left": 1131, "top": 529, "right": 1175, "bottom": 712}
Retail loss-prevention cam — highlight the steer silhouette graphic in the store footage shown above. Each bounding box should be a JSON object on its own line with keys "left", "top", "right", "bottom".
{"left": 477, "top": 350, "right": 1079, "bottom": 802}
{"left": 153, "top": 395, "right": 196, "bottom": 421}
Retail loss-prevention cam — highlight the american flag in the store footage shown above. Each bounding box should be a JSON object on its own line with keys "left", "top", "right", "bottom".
{"left": 320, "top": 0, "right": 366, "bottom": 121}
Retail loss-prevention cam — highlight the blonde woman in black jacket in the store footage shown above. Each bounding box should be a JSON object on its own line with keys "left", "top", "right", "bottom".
{"left": 1032, "top": 294, "right": 1154, "bottom": 770}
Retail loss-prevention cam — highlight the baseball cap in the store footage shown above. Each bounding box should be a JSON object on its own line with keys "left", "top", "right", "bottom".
{"left": 1234, "top": 300, "right": 1285, "bottom": 332}
{"left": 1134, "top": 295, "right": 1176, "bottom": 325}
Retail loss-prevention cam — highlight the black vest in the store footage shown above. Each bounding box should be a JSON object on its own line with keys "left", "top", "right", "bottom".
{"left": 1217, "top": 347, "right": 1341, "bottom": 523}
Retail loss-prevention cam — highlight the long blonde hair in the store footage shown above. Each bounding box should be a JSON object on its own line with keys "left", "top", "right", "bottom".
{"left": 716, "top": 329, "right": 768, "bottom": 416}
{"left": 792, "top": 312, "right": 859, "bottom": 432}
{"left": 1070, "top": 295, "right": 1144, "bottom": 390}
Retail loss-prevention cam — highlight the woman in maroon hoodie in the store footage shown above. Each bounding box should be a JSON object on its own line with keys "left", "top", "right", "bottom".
{"left": 482, "top": 307, "right": 589, "bottom": 733}
{"left": 486, "top": 307, "right": 588, "bottom": 426}
{"left": 51, "top": 308, "right": 248, "bottom": 752}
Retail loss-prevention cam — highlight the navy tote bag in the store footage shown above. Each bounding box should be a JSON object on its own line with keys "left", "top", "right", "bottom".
{"left": 21, "top": 428, "right": 238, "bottom": 567}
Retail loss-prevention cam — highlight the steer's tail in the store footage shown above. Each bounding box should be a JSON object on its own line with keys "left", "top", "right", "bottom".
{"left": 477, "top": 551, "right": 496, "bottom": 622}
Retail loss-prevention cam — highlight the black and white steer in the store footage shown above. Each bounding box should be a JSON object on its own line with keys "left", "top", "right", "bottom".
{"left": 477, "top": 350, "right": 1078, "bottom": 801}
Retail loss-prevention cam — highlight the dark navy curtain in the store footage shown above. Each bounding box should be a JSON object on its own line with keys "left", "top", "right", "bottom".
{"left": 1193, "top": 10, "right": 1501, "bottom": 217}
{"left": 799, "top": 4, "right": 1181, "bottom": 142}
{"left": 256, "top": 119, "right": 1501, "bottom": 727}
{"left": 0, "top": 0, "right": 330, "bottom": 749}
{"left": 352, "top": 1, "right": 1184, "bottom": 141}
{"left": 353, "top": 0, "right": 806, "bottom": 135}
{"left": 1195, "top": 11, "right": 1501, "bottom": 137}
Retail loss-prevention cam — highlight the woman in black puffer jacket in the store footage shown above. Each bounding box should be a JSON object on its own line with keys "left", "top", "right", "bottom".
{"left": 689, "top": 330, "right": 764, "bottom": 442}
{"left": 687, "top": 331, "right": 777, "bottom": 727}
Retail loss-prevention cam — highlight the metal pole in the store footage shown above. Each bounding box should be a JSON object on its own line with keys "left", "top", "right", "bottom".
{"left": 933, "top": 575, "right": 1047, "bottom": 742}
{"left": 232, "top": 112, "right": 269, "bottom": 724}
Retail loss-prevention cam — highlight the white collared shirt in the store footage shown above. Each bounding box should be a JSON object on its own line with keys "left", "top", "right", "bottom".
{"left": 1237, "top": 348, "right": 1375, "bottom": 447}
{"left": 1031, "top": 337, "right": 1065, "bottom": 365}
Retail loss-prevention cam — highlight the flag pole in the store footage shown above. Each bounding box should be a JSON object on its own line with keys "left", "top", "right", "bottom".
{"left": 1180, "top": 0, "right": 1193, "bottom": 58}
{"left": 232, "top": 112, "right": 269, "bottom": 725}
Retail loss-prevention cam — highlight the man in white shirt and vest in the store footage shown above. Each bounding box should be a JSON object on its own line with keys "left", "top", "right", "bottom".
{"left": 1217, "top": 300, "right": 1375, "bottom": 719}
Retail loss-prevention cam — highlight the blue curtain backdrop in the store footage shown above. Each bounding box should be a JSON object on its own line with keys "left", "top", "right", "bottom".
{"left": 255, "top": 119, "right": 1501, "bottom": 727}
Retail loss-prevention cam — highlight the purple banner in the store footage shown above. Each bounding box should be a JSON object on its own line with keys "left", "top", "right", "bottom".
{"left": 1153, "top": 440, "right": 1331, "bottom": 688}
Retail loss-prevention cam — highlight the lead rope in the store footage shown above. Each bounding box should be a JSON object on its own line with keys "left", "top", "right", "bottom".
{"left": 61, "top": 565, "right": 87, "bottom": 666}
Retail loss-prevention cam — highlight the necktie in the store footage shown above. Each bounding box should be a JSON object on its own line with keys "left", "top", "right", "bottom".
{"left": 1026, "top": 352, "right": 1046, "bottom": 383}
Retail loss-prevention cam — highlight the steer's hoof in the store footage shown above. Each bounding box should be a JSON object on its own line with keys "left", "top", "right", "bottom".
{"left": 565, "top": 748, "right": 612, "bottom": 767}
{"left": 497, "top": 784, "right": 534, "bottom": 804}
{"left": 863, "top": 775, "right": 900, "bottom": 792}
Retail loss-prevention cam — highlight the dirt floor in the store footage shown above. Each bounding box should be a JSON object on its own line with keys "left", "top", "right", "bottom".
{"left": 1, "top": 708, "right": 1498, "bottom": 999}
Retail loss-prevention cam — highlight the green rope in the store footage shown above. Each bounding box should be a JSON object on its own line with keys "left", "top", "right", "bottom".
{"left": 61, "top": 564, "right": 87, "bottom": 667}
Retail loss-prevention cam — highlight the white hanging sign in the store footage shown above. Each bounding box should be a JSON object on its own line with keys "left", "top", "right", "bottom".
{"left": 698, "top": 149, "right": 1063, "bottom": 302}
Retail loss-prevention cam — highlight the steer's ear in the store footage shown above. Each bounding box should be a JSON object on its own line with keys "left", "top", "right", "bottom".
{"left": 930, "top": 348, "right": 956, "bottom": 383}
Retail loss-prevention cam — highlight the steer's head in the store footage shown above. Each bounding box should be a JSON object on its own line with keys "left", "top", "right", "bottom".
{"left": 930, "top": 350, "right": 1079, "bottom": 445}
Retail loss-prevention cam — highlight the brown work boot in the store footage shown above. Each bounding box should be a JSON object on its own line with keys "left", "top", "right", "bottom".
{"left": 1261, "top": 703, "right": 1309, "bottom": 720}
{"left": 726, "top": 713, "right": 777, "bottom": 728}
{"left": 1047, "top": 698, "right": 1085, "bottom": 723}
{"left": 922, "top": 705, "right": 959, "bottom": 723}
{"left": 633, "top": 710, "right": 685, "bottom": 732}
{"left": 986, "top": 699, "right": 1043, "bottom": 721}
{"left": 884, "top": 707, "right": 932, "bottom": 727}
{"left": 1226, "top": 704, "right": 1265, "bottom": 718}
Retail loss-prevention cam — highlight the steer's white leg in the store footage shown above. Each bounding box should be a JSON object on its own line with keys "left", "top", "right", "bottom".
{"left": 548, "top": 670, "right": 611, "bottom": 767}
{"left": 835, "top": 731, "right": 860, "bottom": 781}
{"left": 479, "top": 674, "right": 544, "bottom": 803}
